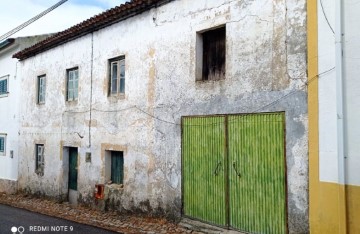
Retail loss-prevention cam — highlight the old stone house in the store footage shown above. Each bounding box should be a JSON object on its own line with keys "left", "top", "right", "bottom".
{"left": 13, "top": 0, "right": 308, "bottom": 233}
{"left": 0, "top": 35, "right": 51, "bottom": 194}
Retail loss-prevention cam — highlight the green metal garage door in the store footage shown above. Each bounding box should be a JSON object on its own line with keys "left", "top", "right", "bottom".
{"left": 182, "top": 116, "right": 227, "bottom": 226}
{"left": 182, "top": 113, "right": 286, "bottom": 234}
{"left": 228, "top": 113, "right": 286, "bottom": 234}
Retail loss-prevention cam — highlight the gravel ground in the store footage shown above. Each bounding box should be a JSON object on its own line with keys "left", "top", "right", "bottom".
{"left": 0, "top": 193, "right": 198, "bottom": 234}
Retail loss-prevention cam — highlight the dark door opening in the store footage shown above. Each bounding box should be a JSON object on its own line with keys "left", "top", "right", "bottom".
{"left": 68, "top": 147, "right": 78, "bottom": 191}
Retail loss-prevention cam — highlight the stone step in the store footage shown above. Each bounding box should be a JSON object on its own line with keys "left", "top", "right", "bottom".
{"left": 179, "top": 218, "right": 246, "bottom": 234}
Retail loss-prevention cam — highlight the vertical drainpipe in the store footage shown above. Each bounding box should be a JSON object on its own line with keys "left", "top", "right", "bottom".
{"left": 335, "top": 0, "right": 347, "bottom": 233}
{"left": 89, "top": 32, "right": 94, "bottom": 148}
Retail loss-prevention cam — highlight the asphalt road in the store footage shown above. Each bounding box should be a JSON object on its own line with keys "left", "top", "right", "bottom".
{"left": 0, "top": 204, "right": 118, "bottom": 234}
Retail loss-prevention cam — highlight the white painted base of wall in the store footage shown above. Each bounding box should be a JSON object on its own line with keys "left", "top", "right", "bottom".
{"left": 68, "top": 189, "right": 78, "bottom": 205}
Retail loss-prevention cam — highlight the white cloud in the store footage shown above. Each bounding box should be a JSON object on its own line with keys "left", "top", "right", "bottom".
{"left": 0, "top": 0, "right": 127, "bottom": 38}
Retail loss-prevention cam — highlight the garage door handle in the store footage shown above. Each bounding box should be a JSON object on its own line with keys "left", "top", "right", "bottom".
{"left": 214, "top": 161, "right": 222, "bottom": 176}
{"left": 233, "top": 162, "right": 241, "bottom": 177}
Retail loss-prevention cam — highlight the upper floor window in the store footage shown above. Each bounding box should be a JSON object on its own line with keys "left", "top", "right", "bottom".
{"left": 0, "top": 134, "right": 6, "bottom": 156}
{"left": 196, "top": 26, "right": 226, "bottom": 81}
{"left": 66, "top": 68, "right": 79, "bottom": 101}
{"left": 0, "top": 75, "right": 9, "bottom": 96}
{"left": 37, "top": 75, "right": 46, "bottom": 104}
{"left": 109, "top": 57, "right": 125, "bottom": 95}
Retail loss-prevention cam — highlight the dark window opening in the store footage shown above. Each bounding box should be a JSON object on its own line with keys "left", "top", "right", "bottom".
{"left": 202, "top": 27, "right": 226, "bottom": 81}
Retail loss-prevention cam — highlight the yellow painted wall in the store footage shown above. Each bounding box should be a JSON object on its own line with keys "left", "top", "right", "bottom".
{"left": 347, "top": 185, "right": 360, "bottom": 233}
{"left": 313, "top": 182, "right": 342, "bottom": 233}
{"left": 307, "top": 0, "right": 320, "bottom": 231}
{"left": 307, "top": 0, "right": 343, "bottom": 232}
{"left": 310, "top": 181, "right": 360, "bottom": 233}
{"left": 308, "top": 1, "right": 360, "bottom": 233}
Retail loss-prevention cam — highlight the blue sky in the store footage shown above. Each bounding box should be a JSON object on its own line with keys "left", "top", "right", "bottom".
{"left": 0, "top": 0, "right": 128, "bottom": 38}
{"left": 71, "top": 0, "right": 120, "bottom": 9}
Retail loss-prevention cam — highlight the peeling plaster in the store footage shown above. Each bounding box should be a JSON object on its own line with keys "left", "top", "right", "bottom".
{"left": 17, "top": 0, "right": 308, "bottom": 232}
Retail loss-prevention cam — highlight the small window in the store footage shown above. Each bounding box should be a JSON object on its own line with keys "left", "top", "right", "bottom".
{"left": 105, "top": 151, "right": 124, "bottom": 184}
{"left": 0, "top": 134, "right": 6, "bottom": 156}
{"left": 37, "top": 75, "right": 46, "bottom": 104}
{"left": 66, "top": 68, "right": 79, "bottom": 101}
{"left": 0, "top": 75, "right": 9, "bottom": 96}
{"left": 109, "top": 57, "right": 125, "bottom": 95}
{"left": 197, "top": 26, "right": 226, "bottom": 81}
{"left": 111, "top": 151, "right": 124, "bottom": 184}
{"left": 35, "top": 144, "right": 44, "bottom": 175}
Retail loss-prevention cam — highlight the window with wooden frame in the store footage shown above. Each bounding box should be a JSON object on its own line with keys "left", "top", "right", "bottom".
{"left": 109, "top": 57, "right": 125, "bottom": 95}
{"left": 105, "top": 150, "right": 124, "bottom": 185}
{"left": 66, "top": 68, "right": 79, "bottom": 101}
{"left": 35, "top": 144, "right": 44, "bottom": 175}
{"left": 0, "top": 134, "right": 6, "bottom": 156}
{"left": 111, "top": 151, "right": 124, "bottom": 184}
{"left": 37, "top": 75, "right": 46, "bottom": 104}
{"left": 0, "top": 75, "right": 9, "bottom": 96}
{"left": 197, "top": 26, "right": 226, "bottom": 81}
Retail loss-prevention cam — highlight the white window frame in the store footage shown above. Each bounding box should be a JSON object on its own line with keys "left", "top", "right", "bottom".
{"left": 109, "top": 57, "right": 125, "bottom": 95}
{"left": 66, "top": 68, "right": 79, "bottom": 101}
{"left": 37, "top": 75, "right": 46, "bottom": 104}
{"left": 0, "top": 75, "right": 9, "bottom": 97}
{"left": 35, "top": 144, "right": 44, "bottom": 175}
{"left": 0, "top": 134, "right": 6, "bottom": 156}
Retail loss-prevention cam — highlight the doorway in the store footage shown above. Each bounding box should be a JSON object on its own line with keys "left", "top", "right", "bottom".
{"left": 68, "top": 147, "right": 78, "bottom": 205}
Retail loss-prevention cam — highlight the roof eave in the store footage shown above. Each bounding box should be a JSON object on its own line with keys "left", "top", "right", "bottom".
{"left": 13, "top": 0, "right": 173, "bottom": 61}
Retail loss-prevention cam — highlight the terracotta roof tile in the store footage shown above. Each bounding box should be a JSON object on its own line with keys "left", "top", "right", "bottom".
{"left": 14, "top": 0, "right": 171, "bottom": 60}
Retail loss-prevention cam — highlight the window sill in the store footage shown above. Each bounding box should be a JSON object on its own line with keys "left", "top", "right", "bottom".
{"left": 65, "top": 100, "right": 78, "bottom": 106}
{"left": 108, "top": 94, "right": 125, "bottom": 102}
{"left": 195, "top": 78, "right": 226, "bottom": 87}
{"left": 105, "top": 183, "right": 124, "bottom": 191}
{"left": 0, "top": 92, "right": 9, "bottom": 98}
{"left": 35, "top": 171, "right": 44, "bottom": 177}
{"left": 195, "top": 77, "right": 226, "bottom": 82}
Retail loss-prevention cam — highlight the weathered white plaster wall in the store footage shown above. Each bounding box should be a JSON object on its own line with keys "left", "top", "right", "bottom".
{"left": 0, "top": 44, "right": 20, "bottom": 185}
{"left": 318, "top": 0, "right": 360, "bottom": 186}
{"left": 0, "top": 36, "right": 50, "bottom": 193}
{"left": 18, "top": 0, "right": 308, "bottom": 232}
{"left": 343, "top": 1, "right": 360, "bottom": 186}
{"left": 317, "top": 0, "right": 338, "bottom": 183}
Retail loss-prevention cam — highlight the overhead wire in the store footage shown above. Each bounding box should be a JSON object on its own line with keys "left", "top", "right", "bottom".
{"left": 60, "top": 66, "right": 335, "bottom": 128}
{"left": 0, "top": 0, "right": 68, "bottom": 42}
{"left": 319, "top": 0, "right": 335, "bottom": 35}
{"left": 138, "top": 66, "right": 335, "bottom": 126}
